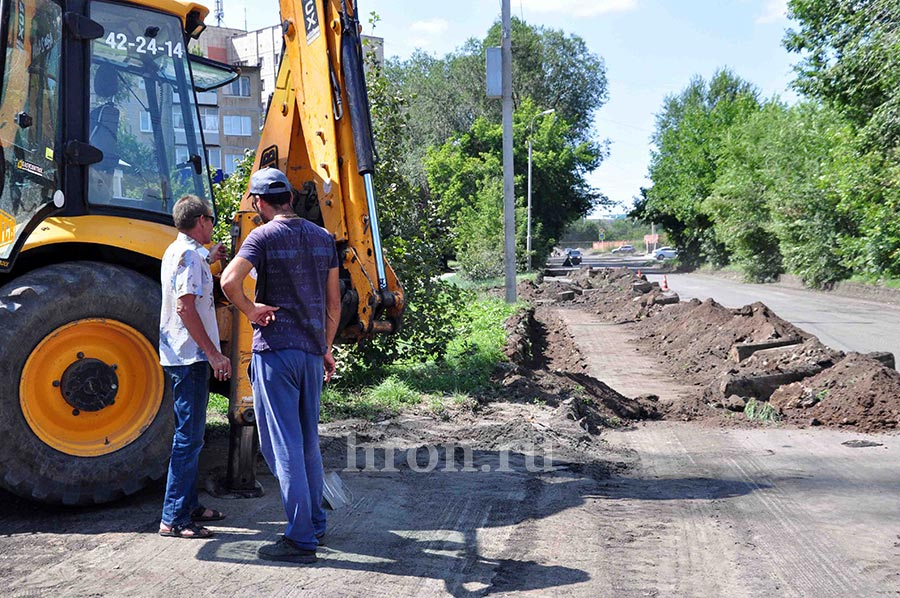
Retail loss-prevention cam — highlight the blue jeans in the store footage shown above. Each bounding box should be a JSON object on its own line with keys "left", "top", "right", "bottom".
{"left": 160, "top": 362, "right": 210, "bottom": 527}
{"left": 251, "top": 349, "right": 326, "bottom": 550}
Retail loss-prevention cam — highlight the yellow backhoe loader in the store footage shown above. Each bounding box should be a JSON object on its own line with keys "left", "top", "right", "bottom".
{"left": 0, "top": 0, "right": 403, "bottom": 504}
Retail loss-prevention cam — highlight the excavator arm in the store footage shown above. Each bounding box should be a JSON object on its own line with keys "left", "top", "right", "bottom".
{"left": 244, "top": 0, "right": 403, "bottom": 333}
{"left": 221, "top": 0, "right": 404, "bottom": 495}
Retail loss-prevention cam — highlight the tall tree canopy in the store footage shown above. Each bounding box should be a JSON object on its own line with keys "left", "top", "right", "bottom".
{"left": 385, "top": 17, "right": 608, "bottom": 185}
{"left": 633, "top": 69, "right": 761, "bottom": 266}
{"left": 784, "top": 0, "right": 900, "bottom": 146}
{"left": 633, "top": 2, "right": 900, "bottom": 287}
{"left": 425, "top": 99, "right": 605, "bottom": 278}
{"left": 378, "top": 17, "right": 609, "bottom": 277}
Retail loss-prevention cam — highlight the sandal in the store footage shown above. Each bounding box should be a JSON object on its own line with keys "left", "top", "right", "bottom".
{"left": 159, "top": 521, "right": 214, "bottom": 539}
{"left": 190, "top": 507, "right": 225, "bottom": 522}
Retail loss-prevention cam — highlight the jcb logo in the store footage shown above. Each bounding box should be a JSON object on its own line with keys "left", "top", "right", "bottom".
{"left": 0, "top": 209, "right": 15, "bottom": 249}
{"left": 302, "top": 0, "right": 321, "bottom": 45}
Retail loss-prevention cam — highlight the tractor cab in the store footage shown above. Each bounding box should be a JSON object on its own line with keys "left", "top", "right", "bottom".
{"left": 0, "top": 0, "right": 237, "bottom": 272}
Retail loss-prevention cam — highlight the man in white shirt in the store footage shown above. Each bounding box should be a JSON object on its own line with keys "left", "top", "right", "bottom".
{"left": 158, "top": 194, "right": 230, "bottom": 539}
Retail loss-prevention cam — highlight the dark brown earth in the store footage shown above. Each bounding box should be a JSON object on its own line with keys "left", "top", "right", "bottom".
{"left": 501, "top": 307, "right": 660, "bottom": 427}
{"left": 515, "top": 267, "right": 900, "bottom": 433}
{"left": 770, "top": 353, "right": 900, "bottom": 432}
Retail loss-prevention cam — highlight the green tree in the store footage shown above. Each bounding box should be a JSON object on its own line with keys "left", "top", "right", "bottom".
{"left": 784, "top": 0, "right": 900, "bottom": 146}
{"left": 560, "top": 218, "right": 601, "bottom": 243}
{"left": 339, "top": 29, "right": 466, "bottom": 374}
{"left": 783, "top": 0, "right": 900, "bottom": 282}
{"left": 426, "top": 101, "right": 605, "bottom": 278}
{"left": 761, "top": 102, "right": 855, "bottom": 286}
{"left": 211, "top": 149, "right": 254, "bottom": 245}
{"left": 702, "top": 101, "right": 786, "bottom": 282}
{"left": 386, "top": 17, "right": 608, "bottom": 186}
{"left": 597, "top": 217, "right": 652, "bottom": 243}
{"left": 633, "top": 69, "right": 761, "bottom": 267}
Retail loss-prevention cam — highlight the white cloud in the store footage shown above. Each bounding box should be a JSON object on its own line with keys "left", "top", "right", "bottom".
{"left": 409, "top": 18, "right": 451, "bottom": 35}
{"left": 520, "top": 0, "right": 638, "bottom": 18}
{"left": 756, "top": 0, "right": 787, "bottom": 24}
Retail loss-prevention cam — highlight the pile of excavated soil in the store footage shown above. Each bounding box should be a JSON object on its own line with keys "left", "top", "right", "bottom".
{"left": 769, "top": 353, "right": 900, "bottom": 432}
{"left": 728, "top": 338, "right": 841, "bottom": 377}
{"left": 319, "top": 399, "right": 635, "bottom": 479}
{"left": 554, "top": 267, "right": 675, "bottom": 323}
{"left": 702, "top": 338, "right": 843, "bottom": 410}
{"left": 519, "top": 267, "right": 900, "bottom": 433}
{"left": 632, "top": 299, "right": 811, "bottom": 381}
{"left": 517, "top": 278, "right": 580, "bottom": 305}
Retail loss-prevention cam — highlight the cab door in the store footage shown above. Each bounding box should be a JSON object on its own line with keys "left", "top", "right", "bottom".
{"left": 0, "top": 0, "right": 62, "bottom": 271}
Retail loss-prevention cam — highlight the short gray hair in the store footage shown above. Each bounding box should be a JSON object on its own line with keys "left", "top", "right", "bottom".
{"left": 173, "top": 195, "right": 212, "bottom": 231}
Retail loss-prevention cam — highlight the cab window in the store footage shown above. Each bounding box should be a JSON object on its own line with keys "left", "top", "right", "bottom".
{"left": 87, "top": 1, "right": 213, "bottom": 216}
{"left": 0, "top": 0, "right": 62, "bottom": 260}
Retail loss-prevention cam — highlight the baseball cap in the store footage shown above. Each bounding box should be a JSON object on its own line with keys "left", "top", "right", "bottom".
{"left": 249, "top": 167, "right": 292, "bottom": 195}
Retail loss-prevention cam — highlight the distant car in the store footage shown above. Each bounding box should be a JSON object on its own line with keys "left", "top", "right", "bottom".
{"left": 563, "top": 248, "right": 582, "bottom": 266}
{"left": 611, "top": 244, "right": 635, "bottom": 254}
{"left": 654, "top": 246, "right": 678, "bottom": 260}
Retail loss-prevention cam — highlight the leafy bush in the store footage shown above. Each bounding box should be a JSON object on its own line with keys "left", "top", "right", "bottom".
{"left": 324, "top": 295, "right": 518, "bottom": 421}
{"left": 334, "top": 37, "right": 467, "bottom": 374}
{"left": 211, "top": 149, "right": 254, "bottom": 246}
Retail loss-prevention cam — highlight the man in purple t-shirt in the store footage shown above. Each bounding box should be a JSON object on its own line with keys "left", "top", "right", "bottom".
{"left": 222, "top": 167, "right": 340, "bottom": 564}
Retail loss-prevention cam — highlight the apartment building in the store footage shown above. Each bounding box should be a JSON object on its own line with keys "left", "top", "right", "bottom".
{"left": 190, "top": 27, "right": 264, "bottom": 180}
{"left": 229, "top": 25, "right": 384, "bottom": 110}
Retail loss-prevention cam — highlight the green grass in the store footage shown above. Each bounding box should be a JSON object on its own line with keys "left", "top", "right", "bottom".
{"left": 322, "top": 296, "right": 519, "bottom": 421}
{"left": 698, "top": 263, "right": 743, "bottom": 274}
{"left": 321, "top": 376, "right": 422, "bottom": 422}
{"left": 206, "top": 393, "right": 230, "bottom": 436}
{"left": 209, "top": 393, "right": 228, "bottom": 415}
{"left": 443, "top": 272, "right": 537, "bottom": 291}
{"left": 429, "top": 397, "right": 449, "bottom": 420}
{"left": 847, "top": 274, "right": 900, "bottom": 289}
{"left": 744, "top": 398, "right": 781, "bottom": 422}
{"left": 204, "top": 295, "right": 520, "bottom": 424}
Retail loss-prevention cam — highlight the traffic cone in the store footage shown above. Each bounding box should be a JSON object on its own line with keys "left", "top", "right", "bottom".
{"left": 662, "top": 275, "right": 669, "bottom": 291}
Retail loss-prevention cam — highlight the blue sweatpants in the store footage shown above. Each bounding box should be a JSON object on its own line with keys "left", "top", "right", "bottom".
{"left": 251, "top": 349, "right": 326, "bottom": 550}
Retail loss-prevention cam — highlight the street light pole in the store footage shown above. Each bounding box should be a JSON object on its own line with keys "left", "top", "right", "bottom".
{"left": 526, "top": 108, "right": 555, "bottom": 272}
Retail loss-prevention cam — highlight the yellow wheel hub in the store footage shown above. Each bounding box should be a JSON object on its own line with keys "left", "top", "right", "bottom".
{"left": 20, "top": 319, "right": 164, "bottom": 457}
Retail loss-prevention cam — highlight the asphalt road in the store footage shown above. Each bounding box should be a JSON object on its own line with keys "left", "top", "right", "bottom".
{"left": 646, "top": 272, "right": 900, "bottom": 357}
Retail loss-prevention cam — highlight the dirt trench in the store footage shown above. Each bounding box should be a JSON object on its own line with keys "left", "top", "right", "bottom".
{"left": 517, "top": 268, "right": 900, "bottom": 433}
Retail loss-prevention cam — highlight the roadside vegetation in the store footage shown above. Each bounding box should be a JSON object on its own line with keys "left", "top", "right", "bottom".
{"left": 208, "top": 17, "right": 607, "bottom": 421}
{"left": 322, "top": 294, "right": 519, "bottom": 421}
{"left": 380, "top": 16, "right": 611, "bottom": 279}
{"left": 209, "top": 292, "right": 520, "bottom": 423}
{"left": 632, "top": 0, "right": 900, "bottom": 288}
{"left": 561, "top": 217, "right": 655, "bottom": 246}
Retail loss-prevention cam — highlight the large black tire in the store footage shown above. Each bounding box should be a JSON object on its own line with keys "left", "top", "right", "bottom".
{"left": 0, "top": 262, "right": 173, "bottom": 505}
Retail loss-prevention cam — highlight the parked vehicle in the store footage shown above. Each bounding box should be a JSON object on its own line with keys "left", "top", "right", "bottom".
{"left": 563, "top": 248, "right": 582, "bottom": 266}
{"left": 654, "top": 246, "right": 679, "bottom": 260}
{"left": 611, "top": 244, "right": 635, "bottom": 254}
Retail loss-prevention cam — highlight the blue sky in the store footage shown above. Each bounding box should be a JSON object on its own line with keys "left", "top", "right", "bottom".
{"left": 220, "top": 0, "right": 796, "bottom": 215}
